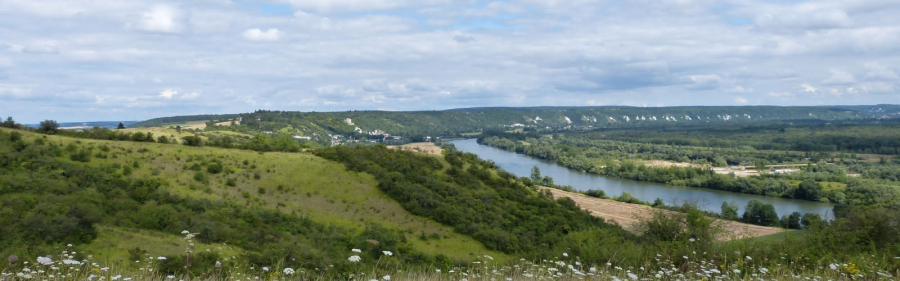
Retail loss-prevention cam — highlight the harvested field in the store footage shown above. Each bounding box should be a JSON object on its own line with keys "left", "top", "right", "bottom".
{"left": 387, "top": 142, "right": 443, "bottom": 155}
{"left": 544, "top": 188, "right": 784, "bottom": 240}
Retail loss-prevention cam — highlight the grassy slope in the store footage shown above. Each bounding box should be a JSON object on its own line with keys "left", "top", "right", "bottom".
{"left": 7, "top": 128, "right": 507, "bottom": 263}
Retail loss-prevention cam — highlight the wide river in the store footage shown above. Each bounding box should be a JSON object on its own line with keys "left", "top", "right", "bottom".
{"left": 451, "top": 139, "right": 834, "bottom": 217}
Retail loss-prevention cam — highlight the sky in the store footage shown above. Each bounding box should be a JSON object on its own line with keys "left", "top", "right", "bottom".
{"left": 1, "top": 0, "right": 899, "bottom": 123}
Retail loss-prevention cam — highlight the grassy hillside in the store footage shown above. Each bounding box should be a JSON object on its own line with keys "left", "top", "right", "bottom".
{"left": 0, "top": 127, "right": 507, "bottom": 268}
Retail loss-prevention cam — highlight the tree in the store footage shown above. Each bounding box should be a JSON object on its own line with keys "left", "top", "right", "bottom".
{"left": 2, "top": 117, "right": 16, "bottom": 128}
{"left": 780, "top": 212, "right": 802, "bottom": 229}
{"left": 176, "top": 125, "right": 182, "bottom": 134}
{"left": 117, "top": 122, "right": 126, "bottom": 129}
{"left": 741, "top": 200, "right": 779, "bottom": 226}
{"left": 530, "top": 166, "right": 542, "bottom": 183}
{"left": 795, "top": 179, "right": 822, "bottom": 201}
{"left": 720, "top": 202, "right": 739, "bottom": 220}
{"left": 713, "top": 156, "right": 728, "bottom": 167}
{"left": 800, "top": 213, "right": 823, "bottom": 229}
{"left": 39, "top": 119, "right": 59, "bottom": 134}
{"left": 755, "top": 160, "right": 767, "bottom": 175}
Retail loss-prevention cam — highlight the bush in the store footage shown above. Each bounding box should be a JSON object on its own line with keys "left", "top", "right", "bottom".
{"left": 193, "top": 171, "right": 207, "bottom": 182}
{"left": 207, "top": 163, "right": 223, "bottom": 174}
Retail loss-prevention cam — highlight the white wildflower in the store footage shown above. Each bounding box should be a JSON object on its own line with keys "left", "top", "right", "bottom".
{"left": 562, "top": 252, "right": 568, "bottom": 257}
{"left": 352, "top": 248, "right": 362, "bottom": 253}
{"left": 689, "top": 238, "right": 696, "bottom": 242}
{"left": 112, "top": 275, "right": 122, "bottom": 280}
{"left": 166, "top": 275, "right": 175, "bottom": 279}
{"left": 382, "top": 275, "right": 391, "bottom": 280}
{"left": 627, "top": 272, "right": 638, "bottom": 280}
{"left": 382, "top": 251, "right": 393, "bottom": 256}
{"left": 745, "top": 256, "right": 752, "bottom": 261}
{"left": 36, "top": 256, "right": 53, "bottom": 266}
{"left": 157, "top": 256, "right": 167, "bottom": 260}
{"left": 181, "top": 230, "right": 190, "bottom": 235}
{"left": 262, "top": 267, "right": 269, "bottom": 272}
{"left": 733, "top": 269, "right": 740, "bottom": 274}
{"left": 283, "top": 268, "right": 295, "bottom": 275}
{"left": 759, "top": 268, "right": 768, "bottom": 274}
{"left": 215, "top": 261, "right": 222, "bottom": 268}
{"left": 829, "top": 263, "right": 838, "bottom": 270}
{"left": 348, "top": 255, "right": 361, "bottom": 263}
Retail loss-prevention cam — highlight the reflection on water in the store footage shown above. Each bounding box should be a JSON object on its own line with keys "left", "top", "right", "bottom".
{"left": 450, "top": 139, "right": 834, "bottom": 218}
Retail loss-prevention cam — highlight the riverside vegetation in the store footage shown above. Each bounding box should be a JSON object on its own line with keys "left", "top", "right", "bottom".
{"left": 478, "top": 120, "right": 900, "bottom": 225}
{"left": 1, "top": 117, "right": 899, "bottom": 280}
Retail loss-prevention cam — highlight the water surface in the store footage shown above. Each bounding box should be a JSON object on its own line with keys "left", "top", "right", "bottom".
{"left": 451, "top": 139, "right": 834, "bottom": 218}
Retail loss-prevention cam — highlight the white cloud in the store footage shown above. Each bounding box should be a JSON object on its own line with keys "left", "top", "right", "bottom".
{"left": 242, "top": 28, "right": 281, "bottom": 41}
{"left": 181, "top": 92, "right": 200, "bottom": 100}
{"left": 137, "top": 5, "right": 184, "bottom": 33}
{"left": 2, "top": 0, "right": 900, "bottom": 122}
{"left": 800, "top": 83, "right": 817, "bottom": 93}
{"left": 822, "top": 69, "right": 857, "bottom": 85}
{"left": 734, "top": 96, "right": 748, "bottom": 104}
{"left": 159, "top": 89, "right": 177, "bottom": 99}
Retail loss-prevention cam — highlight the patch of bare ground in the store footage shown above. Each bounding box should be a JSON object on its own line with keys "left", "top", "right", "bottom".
{"left": 543, "top": 188, "right": 784, "bottom": 240}
{"left": 387, "top": 142, "right": 443, "bottom": 155}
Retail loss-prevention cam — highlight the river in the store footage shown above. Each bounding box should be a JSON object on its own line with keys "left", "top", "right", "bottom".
{"left": 450, "top": 139, "right": 834, "bottom": 218}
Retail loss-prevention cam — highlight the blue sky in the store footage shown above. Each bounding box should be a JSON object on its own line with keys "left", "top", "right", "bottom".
{"left": 1, "top": 0, "right": 899, "bottom": 122}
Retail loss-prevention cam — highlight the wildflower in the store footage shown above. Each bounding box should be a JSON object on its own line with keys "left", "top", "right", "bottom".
{"left": 436, "top": 269, "right": 441, "bottom": 273}
{"left": 383, "top": 251, "right": 393, "bottom": 256}
{"left": 215, "top": 261, "right": 222, "bottom": 268}
{"left": 157, "top": 256, "right": 167, "bottom": 260}
{"left": 166, "top": 275, "right": 175, "bottom": 279}
{"left": 689, "top": 238, "right": 696, "bottom": 242}
{"left": 627, "top": 272, "right": 638, "bottom": 280}
{"left": 589, "top": 267, "right": 597, "bottom": 273}
{"left": 352, "top": 248, "right": 362, "bottom": 253}
{"left": 262, "top": 267, "right": 269, "bottom": 272}
{"left": 562, "top": 252, "right": 569, "bottom": 257}
{"left": 829, "top": 263, "right": 838, "bottom": 270}
{"left": 483, "top": 254, "right": 493, "bottom": 260}
{"left": 745, "top": 256, "right": 752, "bottom": 261}
{"left": 759, "top": 268, "right": 768, "bottom": 274}
{"left": 181, "top": 230, "right": 190, "bottom": 235}
{"left": 283, "top": 268, "right": 295, "bottom": 275}
{"left": 34, "top": 256, "right": 53, "bottom": 266}
{"left": 348, "top": 256, "right": 361, "bottom": 263}
{"left": 67, "top": 244, "right": 73, "bottom": 247}
{"left": 382, "top": 275, "right": 391, "bottom": 280}
{"left": 112, "top": 275, "right": 122, "bottom": 280}
{"left": 62, "top": 259, "right": 81, "bottom": 265}
{"left": 732, "top": 269, "right": 740, "bottom": 274}
{"left": 101, "top": 267, "right": 109, "bottom": 272}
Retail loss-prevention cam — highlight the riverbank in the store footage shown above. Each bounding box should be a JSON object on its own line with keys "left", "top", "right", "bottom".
{"left": 543, "top": 187, "right": 784, "bottom": 240}
{"left": 450, "top": 139, "right": 834, "bottom": 217}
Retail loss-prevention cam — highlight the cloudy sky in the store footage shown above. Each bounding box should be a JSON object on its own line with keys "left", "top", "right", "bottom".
{"left": 1, "top": 0, "right": 899, "bottom": 122}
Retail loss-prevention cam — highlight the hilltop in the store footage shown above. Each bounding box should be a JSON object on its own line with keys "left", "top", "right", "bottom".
{"left": 129, "top": 105, "right": 900, "bottom": 147}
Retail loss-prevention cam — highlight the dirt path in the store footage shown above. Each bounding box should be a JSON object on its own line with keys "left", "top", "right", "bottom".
{"left": 387, "top": 142, "right": 443, "bottom": 155}
{"left": 543, "top": 188, "right": 784, "bottom": 240}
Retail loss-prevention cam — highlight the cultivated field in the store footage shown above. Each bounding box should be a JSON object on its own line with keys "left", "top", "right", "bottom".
{"left": 387, "top": 142, "right": 443, "bottom": 155}
{"left": 543, "top": 188, "right": 784, "bottom": 240}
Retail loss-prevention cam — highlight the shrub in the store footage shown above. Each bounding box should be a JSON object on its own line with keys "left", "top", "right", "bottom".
{"left": 207, "top": 163, "right": 223, "bottom": 174}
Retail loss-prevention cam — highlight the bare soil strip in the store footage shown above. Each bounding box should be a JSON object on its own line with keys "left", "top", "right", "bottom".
{"left": 387, "top": 142, "right": 443, "bottom": 155}
{"left": 543, "top": 188, "right": 784, "bottom": 240}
